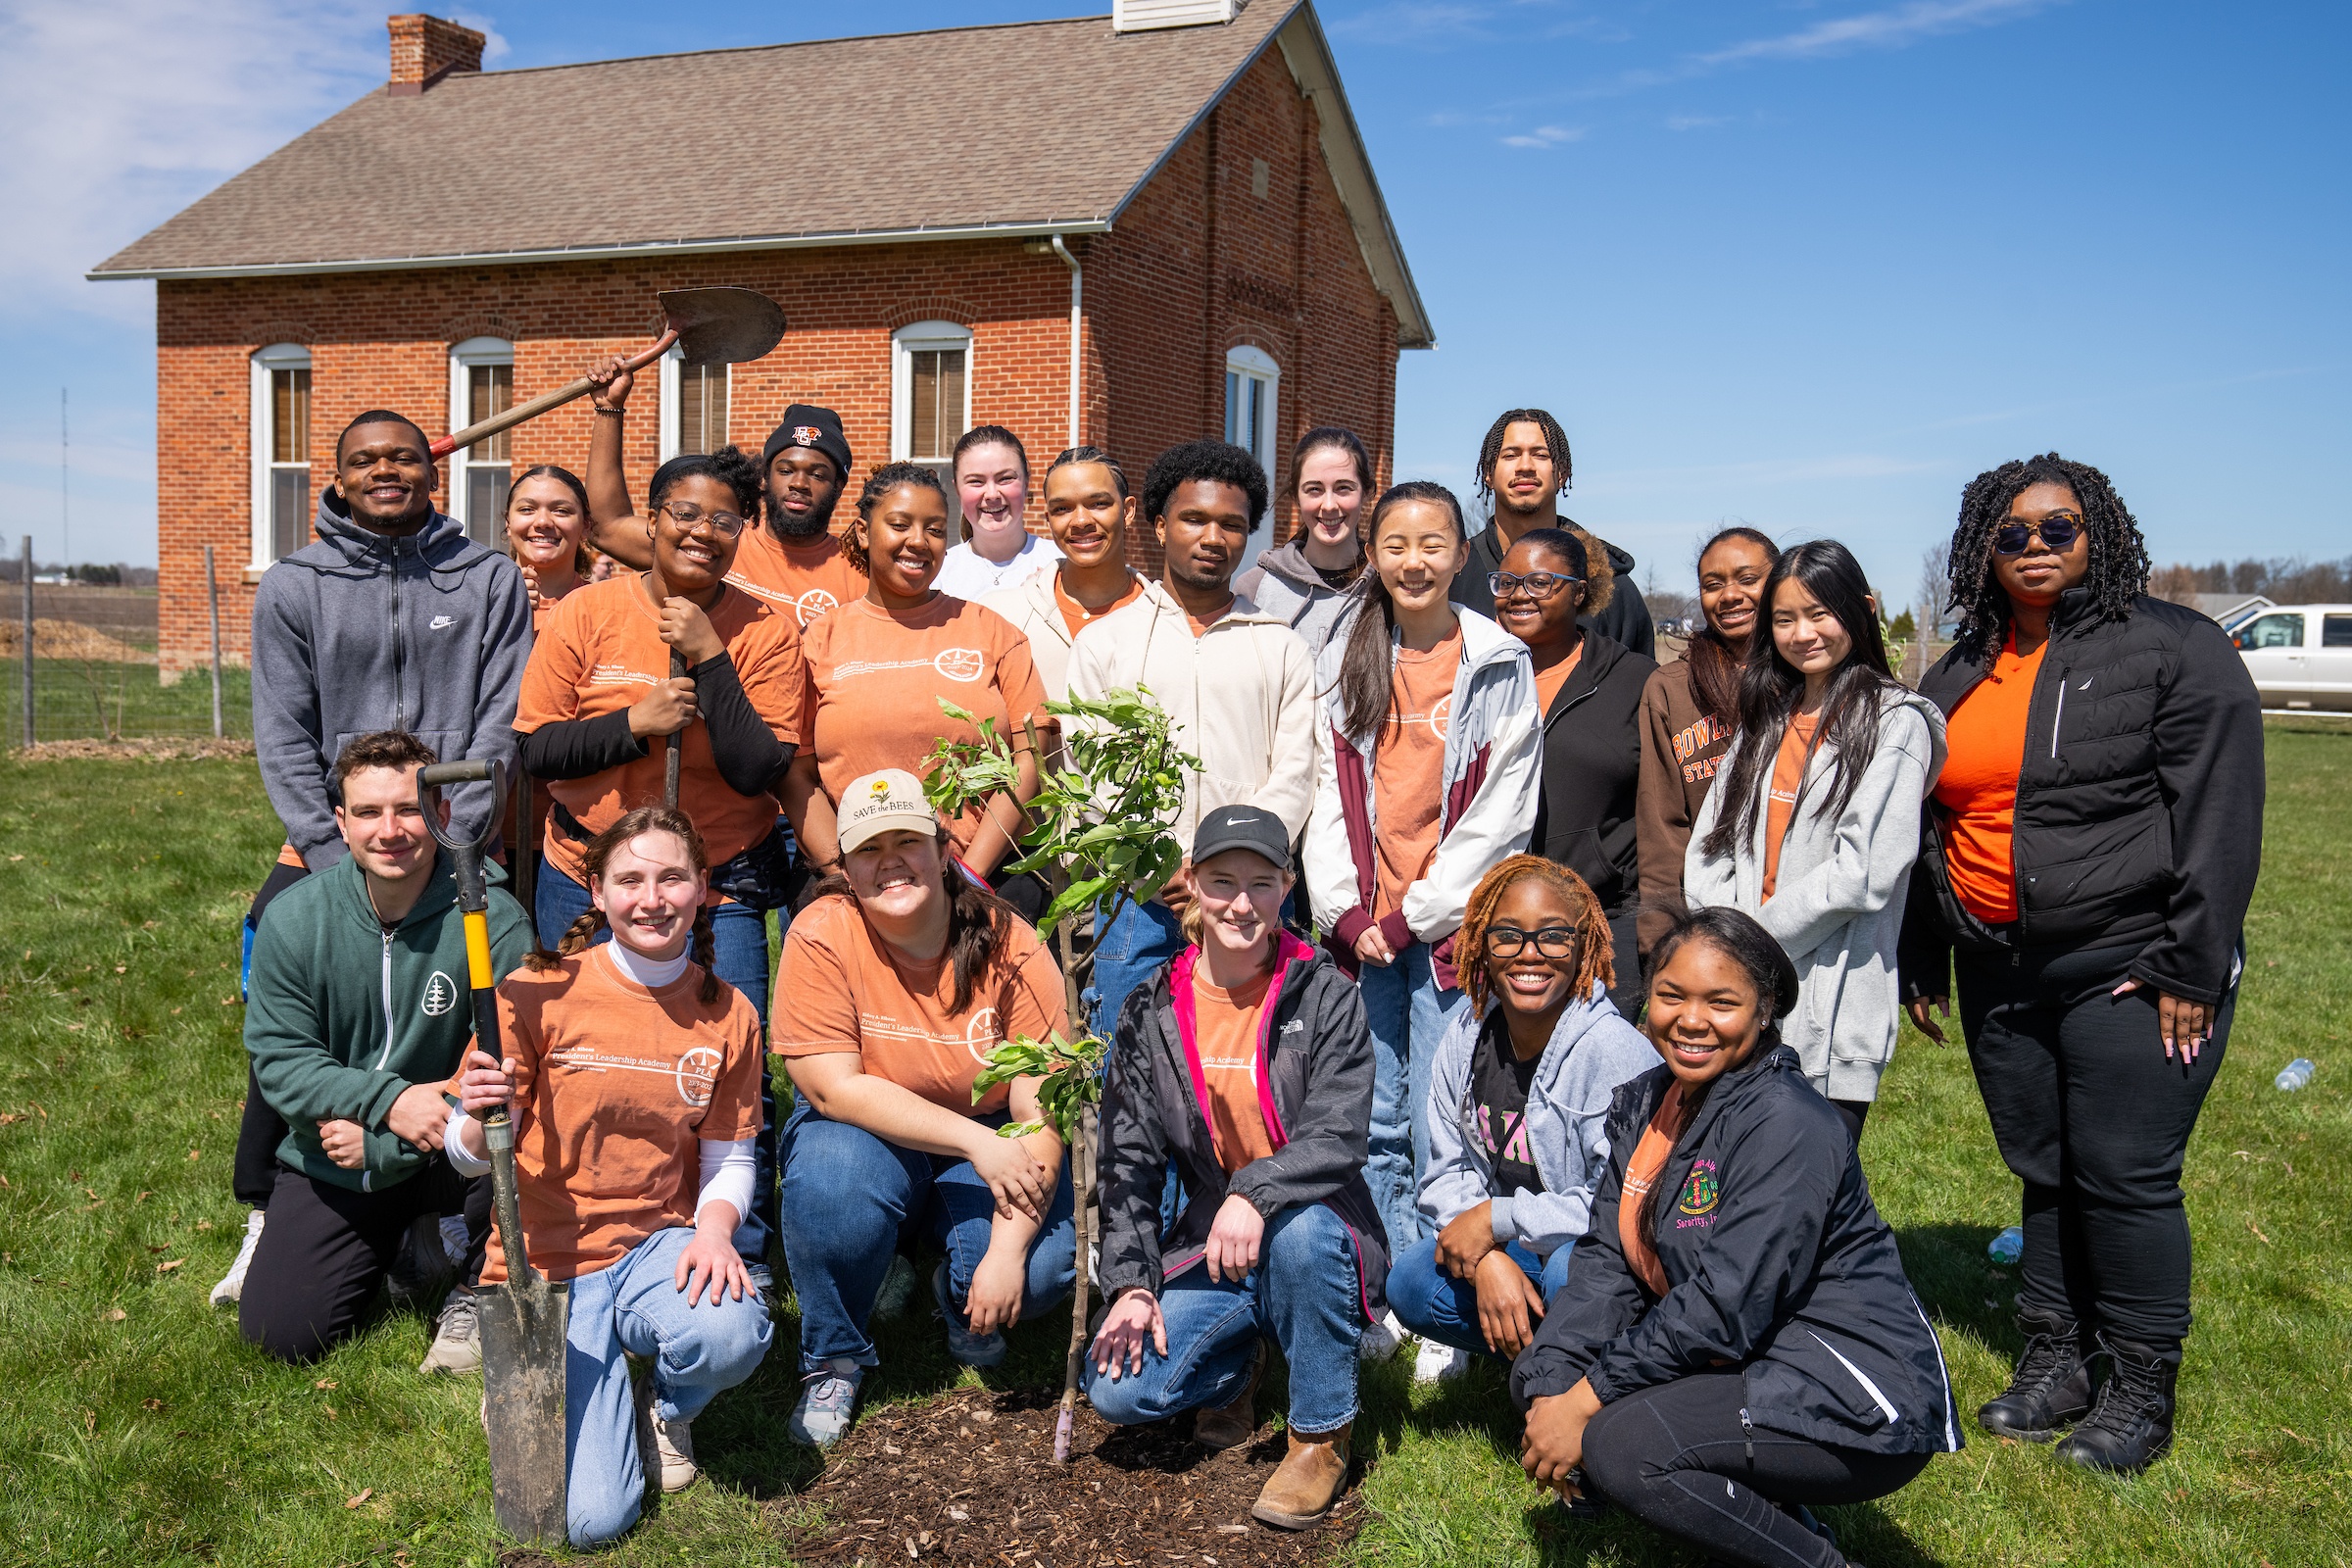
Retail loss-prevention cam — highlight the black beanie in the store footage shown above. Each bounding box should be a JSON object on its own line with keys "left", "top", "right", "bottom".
{"left": 762, "top": 405, "right": 853, "bottom": 482}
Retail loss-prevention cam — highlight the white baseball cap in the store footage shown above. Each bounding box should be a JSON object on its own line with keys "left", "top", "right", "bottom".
{"left": 836, "top": 768, "right": 940, "bottom": 853}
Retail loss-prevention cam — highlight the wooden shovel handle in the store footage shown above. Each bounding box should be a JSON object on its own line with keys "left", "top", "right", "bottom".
{"left": 429, "top": 329, "right": 679, "bottom": 459}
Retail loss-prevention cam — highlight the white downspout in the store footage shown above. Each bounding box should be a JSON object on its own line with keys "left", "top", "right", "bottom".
{"left": 1050, "top": 235, "right": 1081, "bottom": 448}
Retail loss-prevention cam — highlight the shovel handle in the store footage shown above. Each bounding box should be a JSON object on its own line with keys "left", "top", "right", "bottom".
{"left": 429, "top": 329, "right": 679, "bottom": 459}
{"left": 664, "top": 651, "right": 687, "bottom": 808}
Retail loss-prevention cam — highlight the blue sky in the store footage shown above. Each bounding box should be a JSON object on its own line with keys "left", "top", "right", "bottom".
{"left": 2, "top": 0, "right": 2344, "bottom": 612}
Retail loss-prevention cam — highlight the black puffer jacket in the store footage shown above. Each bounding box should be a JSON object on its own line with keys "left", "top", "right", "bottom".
{"left": 1098, "top": 933, "right": 1388, "bottom": 1320}
{"left": 1529, "top": 631, "right": 1657, "bottom": 916}
{"left": 1898, "top": 591, "right": 2263, "bottom": 1006}
{"left": 1511, "top": 1048, "right": 1960, "bottom": 1457}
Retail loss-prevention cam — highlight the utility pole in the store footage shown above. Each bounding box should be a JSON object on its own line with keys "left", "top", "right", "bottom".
{"left": 60, "top": 388, "right": 70, "bottom": 578}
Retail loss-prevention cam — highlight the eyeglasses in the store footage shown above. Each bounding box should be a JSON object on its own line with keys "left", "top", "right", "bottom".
{"left": 1486, "top": 924, "right": 1580, "bottom": 958}
{"left": 1991, "top": 514, "right": 2082, "bottom": 556}
{"left": 1489, "top": 570, "right": 1583, "bottom": 601}
{"left": 662, "top": 501, "right": 747, "bottom": 539}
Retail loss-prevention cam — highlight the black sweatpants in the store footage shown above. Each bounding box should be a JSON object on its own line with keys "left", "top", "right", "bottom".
{"left": 238, "top": 1159, "right": 487, "bottom": 1363}
{"left": 1581, "top": 1372, "right": 1931, "bottom": 1568}
{"left": 234, "top": 861, "right": 314, "bottom": 1208}
{"left": 1957, "top": 943, "right": 2231, "bottom": 1346}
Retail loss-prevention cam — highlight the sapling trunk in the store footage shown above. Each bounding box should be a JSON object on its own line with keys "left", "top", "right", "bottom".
{"left": 1054, "top": 919, "right": 1098, "bottom": 1464}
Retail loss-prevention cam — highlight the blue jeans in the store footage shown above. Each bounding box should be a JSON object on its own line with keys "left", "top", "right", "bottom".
{"left": 1084, "top": 895, "right": 1189, "bottom": 1039}
{"left": 1386, "top": 1235, "right": 1576, "bottom": 1360}
{"left": 776, "top": 1104, "right": 1076, "bottom": 1374}
{"left": 536, "top": 863, "right": 780, "bottom": 1267}
{"left": 1083, "top": 1203, "right": 1365, "bottom": 1435}
{"left": 561, "top": 1225, "right": 773, "bottom": 1546}
{"left": 1358, "top": 941, "right": 1467, "bottom": 1259}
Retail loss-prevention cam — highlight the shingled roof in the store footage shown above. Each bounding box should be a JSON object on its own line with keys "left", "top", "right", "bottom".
{"left": 89, "top": 2, "right": 1432, "bottom": 347}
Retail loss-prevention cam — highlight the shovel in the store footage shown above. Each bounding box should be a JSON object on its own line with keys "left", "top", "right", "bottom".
{"left": 428, "top": 287, "right": 787, "bottom": 459}
{"left": 417, "top": 759, "right": 569, "bottom": 1545}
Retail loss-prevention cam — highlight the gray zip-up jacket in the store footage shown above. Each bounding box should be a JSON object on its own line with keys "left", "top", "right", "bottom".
{"left": 1417, "top": 984, "right": 1660, "bottom": 1258}
{"left": 1236, "top": 540, "right": 1359, "bottom": 662}
{"left": 252, "top": 491, "right": 532, "bottom": 865}
{"left": 1686, "top": 687, "right": 1946, "bottom": 1102}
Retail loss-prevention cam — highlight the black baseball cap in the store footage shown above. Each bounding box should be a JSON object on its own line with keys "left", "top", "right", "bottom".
{"left": 762, "top": 405, "right": 853, "bottom": 483}
{"left": 1191, "top": 805, "right": 1292, "bottom": 873}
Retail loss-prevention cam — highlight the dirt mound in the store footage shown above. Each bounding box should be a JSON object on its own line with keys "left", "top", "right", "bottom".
{"left": 0, "top": 617, "right": 157, "bottom": 663}
{"left": 18, "top": 738, "right": 255, "bottom": 761}
{"left": 781, "top": 1386, "right": 1361, "bottom": 1567}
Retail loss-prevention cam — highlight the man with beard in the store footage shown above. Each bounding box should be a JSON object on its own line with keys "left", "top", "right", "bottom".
{"left": 584, "top": 358, "right": 864, "bottom": 630}
{"left": 1447, "top": 408, "right": 1653, "bottom": 659}
{"left": 1064, "top": 440, "right": 1317, "bottom": 1035}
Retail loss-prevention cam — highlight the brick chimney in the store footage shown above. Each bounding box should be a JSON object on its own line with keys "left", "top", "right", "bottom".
{"left": 388, "top": 14, "right": 485, "bottom": 95}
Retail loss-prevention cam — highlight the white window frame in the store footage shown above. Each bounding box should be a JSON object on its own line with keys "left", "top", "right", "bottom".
{"left": 448, "top": 335, "right": 515, "bottom": 544}
{"left": 1223, "top": 344, "right": 1281, "bottom": 573}
{"left": 249, "top": 343, "right": 313, "bottom": 568}
{"left": 659, "top": 343, "right": 734, "bottom": 461}
{"left": 891, "top": 319, "right": 974, "bottom": 464}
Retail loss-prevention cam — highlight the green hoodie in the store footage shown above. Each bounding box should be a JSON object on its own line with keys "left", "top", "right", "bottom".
{"left": 245, "top": 850, "right": 533, "bottom": 1192}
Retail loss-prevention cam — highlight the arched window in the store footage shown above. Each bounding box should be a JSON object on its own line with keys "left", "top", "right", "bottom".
{"left": 1223, "top": 345, "right": 1281, "bottom": 573}
{"left": 250, "top": 344, "right": 313, "bottom": 564}
{"left": 892, "top": 320, "right": 972, "bottom": 512}
{"left": 448, "top": 336, "right": 514, "bottom": 546}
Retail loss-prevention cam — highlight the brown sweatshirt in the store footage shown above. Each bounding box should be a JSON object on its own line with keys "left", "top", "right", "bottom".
{"left": 1635, "top": 659, "right": 1738, "bottom": 956}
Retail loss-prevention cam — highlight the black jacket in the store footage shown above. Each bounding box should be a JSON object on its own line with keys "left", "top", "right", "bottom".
{"left": 1511, "top": 1048, "right": 1960, "bottom": 1456}
{"left": 1529, "top": 631, "right": 1657, "bottom": 916}
{"left": 1099, "top": 933, "right": 1388, "bottom": 1320}
{"left": 1452, "top": 522, "right": 1655, "bottom": 660}
{"left": 1897, "top": 591, "right": 2263, "bottom": 1007}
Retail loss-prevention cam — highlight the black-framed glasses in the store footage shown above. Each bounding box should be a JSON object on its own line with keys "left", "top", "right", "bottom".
{"left": 662, "top": 501, "right": 747, "bottom": 539}
{"left": 1486, "top": 924, "right": 1581, "bottom": 958}
{"left": 1992, "top": 514, "right": 2082, "bottom": 556}
{"left": 1489, "top": 570, "right": 1583, "bottom": 600}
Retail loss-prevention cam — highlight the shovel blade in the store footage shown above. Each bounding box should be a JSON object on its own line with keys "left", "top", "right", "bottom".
{"left": 659, "top": 287, "right": 786, "bottom": 367}
{"left": 480, "top": 1275, "right": 571, "bottom": 1545}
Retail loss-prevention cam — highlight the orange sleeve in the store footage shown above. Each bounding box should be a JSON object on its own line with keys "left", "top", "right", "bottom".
{"left": 797, "top": 619, "right": 828, "bottom": 763}
{"left": 738, "top": 612, "right": 808, "bottom": 749}
{"left": 514, "top": 597, "right": 589, "bottom": 735}
{"left": 992, "top": 612, "right": 1053, "bottom": 753}
{"left": 695, "top": 992, "right": 767, "bottom": 1143}
{"left": 769, "top": 907, "right": 864, "bottom": 1057}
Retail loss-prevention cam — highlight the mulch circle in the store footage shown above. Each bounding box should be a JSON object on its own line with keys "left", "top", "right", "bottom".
{"left": 780, "top": 1385, "right": 1364, "bottom": 1566}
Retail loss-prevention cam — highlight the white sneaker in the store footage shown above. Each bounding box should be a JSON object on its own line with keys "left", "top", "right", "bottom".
{"left": 1358, "top": 1308, "right": 1408, "bottom": 1364}
{"left": 650, "top": 1410, "right": 698, "bottom": 1492}
{"left": 210, "top": 1209, "right": 266, "bottom": 1307}
{"left": 436, "top": 1214, "right": 470, "bottom": 1271}
{"left": 418, "top": 1287, "right": 482, "bottom": 1376}
{"left": 788, "top": 1358, "right": 864, "bottom": 1448}
{"left": 1413, "top": 1337, "right": 1471, "bottom": 1386}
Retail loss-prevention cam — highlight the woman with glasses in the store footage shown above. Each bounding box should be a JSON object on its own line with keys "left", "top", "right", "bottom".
{"left": 1898, "top": 455, "right": 2261, "bottom": 1475}
{"left": 1492, "top": 529, "right": 1657, "bottom": 1016}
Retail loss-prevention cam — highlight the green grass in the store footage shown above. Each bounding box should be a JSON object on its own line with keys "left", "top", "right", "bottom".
{"left": 0, "top": 733, "right": 2346, "bottom": 1567}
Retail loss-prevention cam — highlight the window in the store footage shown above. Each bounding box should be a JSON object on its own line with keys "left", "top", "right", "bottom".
{"left": 2234, "top": 612, "right": 2304, "bottom": 650}
{"left": 659, "top": 345, "right": 730, "bottom": 459}
{"left": 1223, "top": 345, "right": 1280, "bottom": 572}
{"left": 250, "top": 344, "right": 313, "bottom": 565}
{"left": 892, "top": 320, "right": 972, "bottom": 526}
{"left": 449, "top": 337, "right": 514, "bottom": 547}
{"left": 2324, "top": 614, "right": 2352, "bottom": 650}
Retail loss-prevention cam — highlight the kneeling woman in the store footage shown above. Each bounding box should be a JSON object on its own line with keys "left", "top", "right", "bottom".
{"left": 1388, "top": 857, "right": 1656, "bottom": 1383}
{"left": 1087, "top": 806, "right": 1387, "bottom": 1532}
{"left": 771, "top": 769, "right": 1075, "bottom": 1448}
{"left": 1515, "top": 907, "right": 1959, "bottom": 1568}
{"left": 450, "top": 808, "right": 773, "bottom": 1548}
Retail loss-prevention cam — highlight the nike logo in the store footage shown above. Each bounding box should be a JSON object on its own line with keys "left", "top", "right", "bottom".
{"left": 429, "top": 615, "right": 455, "bottom": 630}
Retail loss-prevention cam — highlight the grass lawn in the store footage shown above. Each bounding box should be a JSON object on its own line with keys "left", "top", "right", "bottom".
{"left": 0, "top": 730, "right": 2345, "bottom": 1567}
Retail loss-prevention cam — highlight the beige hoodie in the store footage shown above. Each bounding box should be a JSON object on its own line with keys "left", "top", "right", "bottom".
{"left": 1064, "top": 578, "right": 1318, "bottom": 848}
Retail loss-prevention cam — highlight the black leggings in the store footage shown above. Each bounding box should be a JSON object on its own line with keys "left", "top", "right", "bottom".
{"left": 239, "top": 1159, "right": 487, "bottom": 1363}
{"left": 235, "top": 861, "right": 313, "bottom": 1208}
{"left": 1957, "top": 943, "right": 2230, "bottom": 1346}
{"left": 1581, "top": 1372, "right": 1930, "bottom": 1568}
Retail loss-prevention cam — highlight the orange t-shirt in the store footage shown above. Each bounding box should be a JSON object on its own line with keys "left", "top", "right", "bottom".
{"left": 1183, "top": 595, "right": 1236, "bottom": 639}
{"left": 725, "top": 525, "right": 868, "bottom": 631}
{"left": 1192, "top": 964, "right": 1277, "bottom": 1174}
{"left": 1935, "top": 636, "right": 2047, "bottom": 924}
{"left": 799, "top": 595, "right": 1052, "bottom": 854}
{"left": 1372, "top": 628, "right": 1461, "bottom": 919}
{"left": 770, "top": 894, "right": 1069, "bottom": 1114}
{"left": 1530, "top": 638, "right": 1585, "bottom": 717}
{"left": 514, "top": 575, "right": 806, "bottom": 886}
{"left": 1761, "top": 710, "right": 1821, "bottom": 901}
{"left": 1054, "top": 571, "right": 1144, "bottom": 640}
{"left": 478, "top": 949, "right": 765, "bottom": 1286}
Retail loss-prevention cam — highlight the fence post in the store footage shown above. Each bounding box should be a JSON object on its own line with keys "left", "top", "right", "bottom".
{"left": 204, "top": 544, "right": 224, "bottom": 739}
{"left": 18, "top": 536, "right": 30, "bottom": 750}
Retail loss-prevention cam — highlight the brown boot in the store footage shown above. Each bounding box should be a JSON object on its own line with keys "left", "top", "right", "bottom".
{"left": 1194, "top": 1341, "right": 1267, "bottom": 1450}
{"left": 1250, "top": 1422, "right": 1351, "bottom": 1529}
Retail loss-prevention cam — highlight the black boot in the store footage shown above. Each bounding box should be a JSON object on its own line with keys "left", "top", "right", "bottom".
{"left": 2055, "top": 1336, "right": 2179, "bottom": 1474}
{"left": 1977, "top": 1310, "right": 2093, "bottom": 1441}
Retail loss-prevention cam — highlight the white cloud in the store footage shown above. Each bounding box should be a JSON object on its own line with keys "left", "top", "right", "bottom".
{"left": 1501, "top": 123, "right": 1586, "bottom": 148}
{"left": 1697, "top": 0, "right": 2064, "bottom": 68}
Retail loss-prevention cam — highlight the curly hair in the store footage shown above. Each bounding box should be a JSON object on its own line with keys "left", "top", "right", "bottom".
{"left": 1141, "top": 439, "right": 1268, "bottom": 532}
{"left": 1944, "top": 453, "right": 2150, "bottom": 661}
{"left": 1503, "top": 523, "right": 1617, "bottom": 617}
{"left": 648, "top": 446, "right": 763, "bottom": 518}
{"left": 843, "top": 462, "right": 953, "bottom": 575}
{"left": 1455, "top": 855, "right": 1616, "bottom": 1016}
{"left": 1472, "top": 408, "right": 1572, "bottom": 508}
{"left": 527, "top": 806, "right": 722, "bottom": 1004}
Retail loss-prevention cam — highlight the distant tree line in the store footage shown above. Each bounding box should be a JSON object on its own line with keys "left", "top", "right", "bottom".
{"left": 2149, "top": 556, "right": 2352, "bottom": 607}
{"left": 0, "top": 561, "right": 156, "bottom": 587}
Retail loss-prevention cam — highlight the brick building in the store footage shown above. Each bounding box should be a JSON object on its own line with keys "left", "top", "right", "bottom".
{"left": 92, "top": 1, "right": 1432, "bottom": 679}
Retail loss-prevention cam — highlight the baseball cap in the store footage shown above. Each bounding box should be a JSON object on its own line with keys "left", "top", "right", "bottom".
{"left": 1190, "top": 805, "right": 1292, "bottom": 874}
{"left": 762, "top": 404, "right": 853, "bottom": 483}
{"left": 836, "top": 768, "right": 939, "bottom": 854}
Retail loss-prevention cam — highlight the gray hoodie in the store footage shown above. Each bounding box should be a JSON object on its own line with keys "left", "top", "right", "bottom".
{"left": 1686, "top": 686, "right": 1947, "bottom": 1102}
{"left": 1417, "top": 984, "right": 1659, "bottom": 1259}
{"left": 251, "top": 490, "right": 532, "bottom": 866}
{"left": 1236, "top": 539, "right": 1360, "bottom": 662}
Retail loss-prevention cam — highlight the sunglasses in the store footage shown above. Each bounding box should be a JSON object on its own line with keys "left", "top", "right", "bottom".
{"left": 1489, "top": 570, "right": 1584, "bottom": 601}
{"left": 1991, "top": 514, "right": 2082, "bottom": 556}
{"left": 1487, "top": 924, "right": 1581, "bottom": 958}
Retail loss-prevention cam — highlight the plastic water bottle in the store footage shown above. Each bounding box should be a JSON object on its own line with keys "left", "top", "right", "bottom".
{"left": 2276, "top": 1058, "right": 2316, "bottom": 1092}
{"left": 1987, "top": 1226, "right": 2024, "bottom": 1264}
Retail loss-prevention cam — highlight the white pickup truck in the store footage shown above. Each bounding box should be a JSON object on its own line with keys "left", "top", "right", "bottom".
{"left": 2230, "top": 605, "right": 2352, "bottom": 711}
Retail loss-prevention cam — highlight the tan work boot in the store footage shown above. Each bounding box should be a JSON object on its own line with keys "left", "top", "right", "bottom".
{"left": 1194, "top": 1341, "right": 1267, "bottom": 1450}
{"left": 1250, "top": 1422, "right": 1351, "bottom": 1529}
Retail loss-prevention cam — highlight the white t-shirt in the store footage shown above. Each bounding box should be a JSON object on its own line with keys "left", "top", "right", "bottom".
{"left": 933, "top": 533, "right": 1064, "bottom": 598}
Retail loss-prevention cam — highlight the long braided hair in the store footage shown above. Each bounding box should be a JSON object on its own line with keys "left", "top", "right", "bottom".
{"left": 1945, "top": 453, "right": 2150, "bottom": 662}
{"left": 1455, "top": 855, "right": 1616, "bottom": 1016}
{"left": 526, "top": 806, "right": 722, "bottom": 1004}
{"left": 1472, "top": 408, "right": 1572, "bottom": 510}
{"left": 1686, "top": 526, "right": 1783, "bottom": 727}
{"left": 810, "top": 830, "right": 1014, "bottom": 1016}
